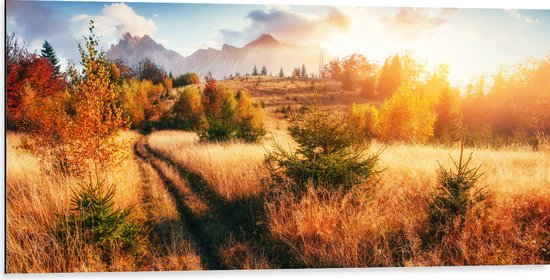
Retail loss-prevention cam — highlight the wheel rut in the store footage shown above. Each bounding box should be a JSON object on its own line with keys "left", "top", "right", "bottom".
{"left": 133, "top": 136, "right": 225, "bottom": 270}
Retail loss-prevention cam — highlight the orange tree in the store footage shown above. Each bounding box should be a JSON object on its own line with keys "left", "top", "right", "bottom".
{"left": 66, "top": 20, "right": 129, "bottom": 174}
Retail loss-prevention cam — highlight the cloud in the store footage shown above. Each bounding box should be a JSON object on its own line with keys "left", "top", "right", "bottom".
{"left": 380, "top": 8, "right": 451, "bottom": 41}
{"left": 73, "top": 3, "right": 157, "bottom": 42}
{"left": 219, "top": 6, "right": 350, "bottom": 47}
{"left": 6, "top": 1, "right": 157, "bottom": 67}
{"left": 6, "top": 0, "right": 79, "bottom": 64}
{"left": 507, "top": 9, "right": 541, "bottom": 24}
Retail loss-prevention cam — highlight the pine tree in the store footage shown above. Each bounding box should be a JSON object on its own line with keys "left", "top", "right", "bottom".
{"left": 265, "top": 105, "right": 382, "bottom": 194}
{"left": 261, "top": 66, "right": 267, "bottom": 76}
{"left": 40, "top": 40, "right": 61, "bottom": 75}
{"left": 292, "top": 67, "right": 301, "bottom": 78}
{"left": 252, "top": 65, "right": 259, "bottom": 76}
{"left": 279, "top": 68, "right": 284, "bottom": 77}
{"left": 426, "top": 134, "right": 489, "bottom": 250}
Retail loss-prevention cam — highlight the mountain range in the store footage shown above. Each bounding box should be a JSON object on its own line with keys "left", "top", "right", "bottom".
{"left": 106, "top": 33, "right": 331, "bottom": 79}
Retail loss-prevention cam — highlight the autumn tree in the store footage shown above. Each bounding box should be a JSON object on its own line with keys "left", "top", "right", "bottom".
{"left": 434, "top": 86, "right": 463, "bottom": 143}
{"left": 6, "top": 34, "right": 67, "bottom": 130}
{"left": 339, "top": 54, "right": 375, "bottom": 91}
{"left": 462, "top": 57, "right": 550, "bottom": 146}
{"left": 40, "top": 40, "right": 61, "bottom": 76}
{"left": 133, "top": 58, "right": 168, "bottom": 85}
{"left": 377, "top": 84, "right": 436, "bottom": 143}
{"left": 377, "top": 54, "right": 403, "bottom": 100}
{"left": 199, "top": 84, "right": 238, "bottom": 142}
{"left": 118, "top": 78, "right": 164, "bottom": 128}
{"left": 462, "top": 76, "right": 488, "bottom": 133}
{"left": 111, "top": 58, "right": 133, "bottom": 79}
{"left": 173, "top": 72, "right": 200, "bottom": 88}
{"left": 66, "top": 20, "right": 129, "bottom": 173}
{"left": 234, "top": 90, "right": 265, "bottom": 142}
{"left": 324, "top": 59, "right": 342, "bottom": 80}
{"left": 350, "top": 103, "right": 379, "bottom": 140}
{"left": 198, "top": 74, "right": 264, "bottom": 142}
{"left": 169, "top": 86, "right": 206, "bottom": 130}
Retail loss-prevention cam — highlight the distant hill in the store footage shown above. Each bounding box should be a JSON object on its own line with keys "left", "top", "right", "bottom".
{"left": 106, "top": 33, "right": 331, "bottom": 80}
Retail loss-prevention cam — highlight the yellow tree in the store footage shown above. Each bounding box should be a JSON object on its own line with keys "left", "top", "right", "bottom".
{"left": 350, "top": 103, "right": 379, "bottom": 140}
{"left": 377, "top": 84, "right": 436, "bottom": 143}
{"left": 234, "top": 90, "right": 265, "bottom": 142}
{"left": 67, "top": 20, "right": 128, "bottom": 173}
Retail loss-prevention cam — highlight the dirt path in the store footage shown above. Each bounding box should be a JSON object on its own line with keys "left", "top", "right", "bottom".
{"left": 133, "top": 136, "right": 225, "bottom": 270}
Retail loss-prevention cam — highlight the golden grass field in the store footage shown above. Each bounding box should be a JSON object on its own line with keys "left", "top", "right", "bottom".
{"left": 146, "top": 129, "right": 550, "bottom": 267}
{"left": 5, "top": 77, "right": 550, "bottom": 272}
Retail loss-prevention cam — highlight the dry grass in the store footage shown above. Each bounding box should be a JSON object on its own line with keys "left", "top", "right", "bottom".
{"left": 146, "top": 129, "right": 549, "bottom": 267}
{"left": 8, "top": 126, "right": 549, "bottom": 272}
{"left": 6, "top": 131, "right": 202, "bottom": 273}
{"left": 267, "top": 141, "right": 550, "bottom": 267}
{"left": 147, "top": 131, "right": 269, "bottom": 201}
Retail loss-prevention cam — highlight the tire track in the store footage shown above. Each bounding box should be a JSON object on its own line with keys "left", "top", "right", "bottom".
{"left": 133, "top": 136, "right": 225, "bottom": 270}
{"left": 142, "top": 138, "right": 278, "bottom": 269}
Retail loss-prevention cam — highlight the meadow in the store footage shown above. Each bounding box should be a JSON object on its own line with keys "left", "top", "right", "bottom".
{"left": 6, "top": 112, "right": 549, "bottom": 271}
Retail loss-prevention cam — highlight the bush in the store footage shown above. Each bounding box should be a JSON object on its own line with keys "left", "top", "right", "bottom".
{"left": 265, "top": 106, "right": 382, "bottom": 194}
{"left": 56, "top": 177, "right": 148, "bottom": 264}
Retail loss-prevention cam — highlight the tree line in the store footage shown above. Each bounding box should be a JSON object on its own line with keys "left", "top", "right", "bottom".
{"left": 324, "top": 52, "right": 550, "bottom": 146}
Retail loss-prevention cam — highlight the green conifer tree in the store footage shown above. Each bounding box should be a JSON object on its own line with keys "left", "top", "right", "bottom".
{"left": 40, "top": 40, "right": 61, "bottom": 75}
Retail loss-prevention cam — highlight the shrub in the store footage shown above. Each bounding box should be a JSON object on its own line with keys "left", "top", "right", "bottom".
{"left": 56, "top": 177, "right": 148, "bottom": 264}
{"left": 265, "top": 106, "right": 382, "bottom": 194}
{"left": 377, "top": 84, "right": 436, "bottom": 143}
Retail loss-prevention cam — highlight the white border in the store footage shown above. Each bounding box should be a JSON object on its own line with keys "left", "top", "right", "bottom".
{"left": 2, "top": 0, "right": 549, "bottom": 279}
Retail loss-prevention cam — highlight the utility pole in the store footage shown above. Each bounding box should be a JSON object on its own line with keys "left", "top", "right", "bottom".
{"left": 319, "top": 49, "right": 324, "bottom": 79}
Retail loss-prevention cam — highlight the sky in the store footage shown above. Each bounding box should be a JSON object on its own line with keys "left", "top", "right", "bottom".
{"left": 6, "top": 0, "right": 550, "bottom": 86}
